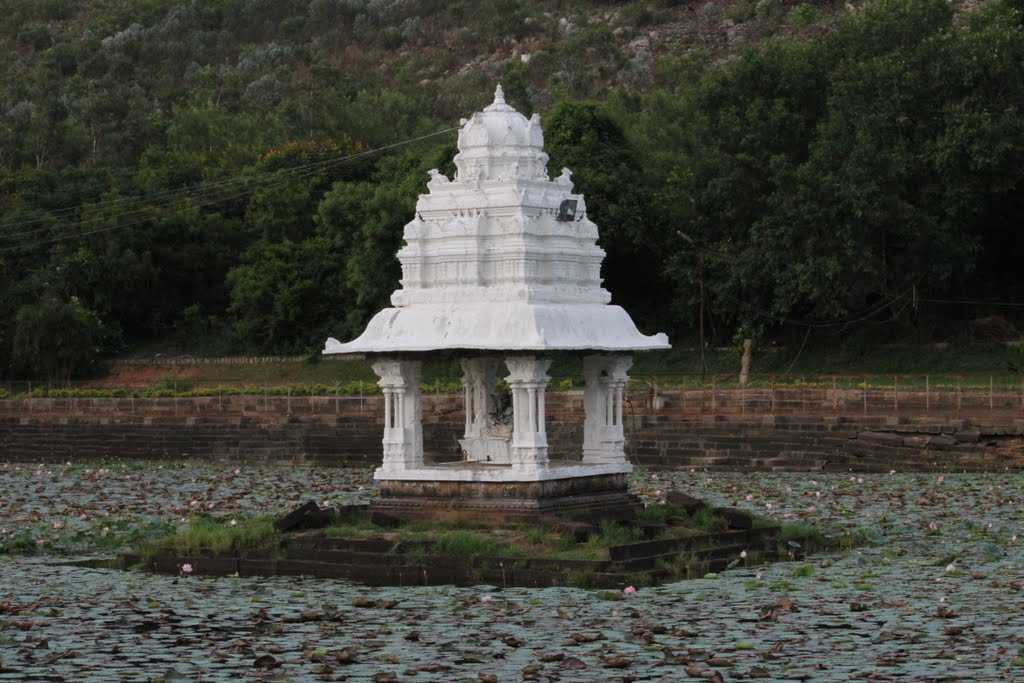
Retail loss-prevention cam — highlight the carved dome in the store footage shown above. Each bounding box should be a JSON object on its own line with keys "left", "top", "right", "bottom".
{"left": 454, "top": 85, "right": 549, "bottom": 183}
{"left": 457, "top": 85, "right": 544, "bottom": 150}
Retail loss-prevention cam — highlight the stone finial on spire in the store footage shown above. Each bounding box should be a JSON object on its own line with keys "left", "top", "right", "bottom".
{"left": 494, "top": 84, "right": 506, "bottom": 105}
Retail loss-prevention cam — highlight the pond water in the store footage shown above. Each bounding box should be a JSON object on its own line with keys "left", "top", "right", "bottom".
{"left": 1, "top": 462, "right": 1022, "bottom": 681}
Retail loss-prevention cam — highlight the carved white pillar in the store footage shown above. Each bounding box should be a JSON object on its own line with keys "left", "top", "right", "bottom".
{"left": 582, "top": 355, "right": 632, "bottom": 465}
{"left": 505, "top": 356, "right": 551, "bottom": 470}
{"left": 372, "top": 358, "right": 423, "bottom": 473}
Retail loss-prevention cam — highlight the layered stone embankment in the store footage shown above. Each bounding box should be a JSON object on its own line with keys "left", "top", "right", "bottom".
{"left": 1, "top": 388, "right": 1022, "bottom": 471}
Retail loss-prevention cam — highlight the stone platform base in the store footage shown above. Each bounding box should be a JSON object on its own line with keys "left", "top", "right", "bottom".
{"left": 370, "top": 471, "right": 641, "bottom": 524}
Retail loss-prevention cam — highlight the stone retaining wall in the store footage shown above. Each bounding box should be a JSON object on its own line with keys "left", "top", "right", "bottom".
{"left": 0, "top": 392, "right": 1021, "bottom": 471}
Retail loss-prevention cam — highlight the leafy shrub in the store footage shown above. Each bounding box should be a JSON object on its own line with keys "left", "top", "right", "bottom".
{"left": 150, "top": 376, "right": 193, "bottom": 393}
{"left": 755, "top": 0, "right": 784, "bottom": 20}
{"left": 17, "top": 23, "right": 53, "bottom": 50}
{"left": 11, "top": 297, "right": 116, "bottom": 380}
{"left": 789, "top": 3, "right": 819, "bottom": 27}
{"left": 726, "top": 0, "right": 757, "bottom": 22}
{"left": 621, "top": 3, "right": 661, "bottom": 27}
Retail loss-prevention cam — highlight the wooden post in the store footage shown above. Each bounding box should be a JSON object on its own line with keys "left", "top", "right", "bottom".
{"left": 770, "top": 378, "right": 775, "bottom": 413}
{"left": 925, "top": 375, "right": 930, "bottom": 415}
{"left": 832, "top": 376, "right": 838, "bottom": 414}
{"left": 863, "top": 376, "right": 868, "bottom": 415}
{"left": 990, "top": 376, "right": 994, "bottom": 415}
{"left": 950, "top": 376, "right": 958, "bottom": 419}
{"left": 700, "top": 375, "right": 705, "bottom": 415}
{"left": 698, "top": 252, "right": 706, "bottom": 379}
{"left": 894, "top": 375, "right": 898, "bottom": 413}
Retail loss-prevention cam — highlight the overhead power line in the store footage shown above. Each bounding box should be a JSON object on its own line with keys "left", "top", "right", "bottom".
{"left": 0, "top": 127, "right": 457, "bottom": 250}
{"left": 919, "top": 297, "right": 1024, "bottom": 308}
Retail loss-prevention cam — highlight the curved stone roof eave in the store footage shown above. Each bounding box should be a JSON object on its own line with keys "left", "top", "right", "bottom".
{"left": 323, "top": 303, "right": 670, "bottom": 356}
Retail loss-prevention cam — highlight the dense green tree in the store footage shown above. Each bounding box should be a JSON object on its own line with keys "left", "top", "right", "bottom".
{"left": 315, "top": 143, "right": 455, "bottom": 338}
{"left": 1, "top": 0, "right": 1023, "bottom": 377}
{"left": 10, "top": 295, "right": 112, "bottom": 379}
{"left": 632, "top": 0, "right": 1024, "bottom": 342}
{"left": 543, "top": 101, "right": 666, "bottom": 327}
{"left": 226, "top": 236, "right": 346, "bottom": 352}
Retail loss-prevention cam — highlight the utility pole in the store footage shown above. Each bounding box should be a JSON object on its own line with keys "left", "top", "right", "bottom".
{"left": 677, "top": 230, "right": 707, "bottom": 379}
{"left": 698, "top": 250, "right": 706, "bottom": 379}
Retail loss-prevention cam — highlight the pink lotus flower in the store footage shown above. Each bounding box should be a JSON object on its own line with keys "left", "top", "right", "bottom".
{"left": 937, "top": 475, "right": 945, "bottom": 483}
{"left": 481, "top": 594, "right": 493, "bottom": 603}
{"left": 51, "top": 521, "right": 62, "bottom": 529}
{"left": 181, "top": 563, "right": 193, "bottom": 575}
{"left": 928, "top": 521, "right": 939, "bottom": 532}
{"left": 745, "top": 494, "right": 754, "bottom": 502}
{"left": 623, "top": 585, "right": 637, "bottom": 595}
{"left": 35, "top": 538, "right": 44, "bottom": 546}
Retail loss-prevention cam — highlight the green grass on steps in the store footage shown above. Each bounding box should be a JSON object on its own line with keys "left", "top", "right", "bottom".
{"left": 139, "top": 515, "right": 281, "bottom": 560}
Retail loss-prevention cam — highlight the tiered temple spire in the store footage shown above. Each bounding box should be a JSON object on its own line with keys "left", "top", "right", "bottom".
{"left": 325, "top": 86, "right": 668, "bottom": 492}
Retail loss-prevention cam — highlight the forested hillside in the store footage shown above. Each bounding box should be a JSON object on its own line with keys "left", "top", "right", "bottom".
{"left": 1, "top": 0, "right": 1023, "bottom": 379}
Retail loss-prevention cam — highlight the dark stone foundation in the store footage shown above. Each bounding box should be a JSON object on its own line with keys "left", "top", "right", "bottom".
{"left": 370, "top": 472, "right": 642, "bottom": 524}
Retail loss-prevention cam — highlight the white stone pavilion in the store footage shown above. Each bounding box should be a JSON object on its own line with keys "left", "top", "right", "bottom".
{"left": 324, "top": 86, "right": 669, "bottom": 518}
